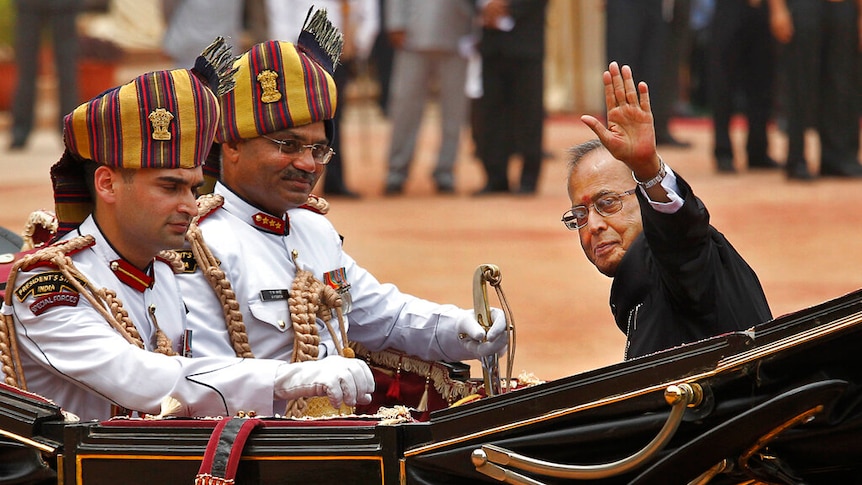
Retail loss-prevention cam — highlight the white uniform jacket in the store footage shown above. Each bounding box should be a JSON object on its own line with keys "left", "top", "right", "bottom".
{"left": 2, "top": 216, "right": 283, "bottom": 421}
{"left": 178, "top": 183, "right": 476, "bottom": 363}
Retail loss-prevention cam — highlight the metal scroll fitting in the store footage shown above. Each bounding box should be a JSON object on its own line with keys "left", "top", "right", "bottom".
{"left": 471, "top": 382, "right": 704, "bottom": 484}
{"left": 472, "top": 264, "right": 515, "bottom": 397}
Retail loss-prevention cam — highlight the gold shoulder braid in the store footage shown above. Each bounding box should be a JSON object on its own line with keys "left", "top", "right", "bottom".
{"left": 1, "top": 236, "right": 175, "bottom": 390}
{"left": 284, "top": 249, "right": 353, "bottom": 418}
{"left": 157, "top": 249, "right": 187, "bottom": 274}
{"left": 186, "top": 194, "right": 254, "bottom": 358}
{"left": 187, "top": 195, "right": 354, "bottom": 417}
{"left": 187, "top": 216, "right": 353, "bottom": 417}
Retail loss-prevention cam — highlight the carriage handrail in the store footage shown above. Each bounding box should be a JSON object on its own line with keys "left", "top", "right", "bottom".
{"left": 472, "top": 383, "right": 703, "bottom": 482}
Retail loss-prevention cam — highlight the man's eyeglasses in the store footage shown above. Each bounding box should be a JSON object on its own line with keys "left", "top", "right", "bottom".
{"left": 260, "top": 135, "right": 334, "bottom": 165}
{"left": 561, "top": 188, "right": 637, "bottom": 230}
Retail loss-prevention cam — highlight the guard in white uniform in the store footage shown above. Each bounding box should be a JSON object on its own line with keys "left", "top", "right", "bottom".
{"left": 177, "top": 11, "right": 507, "bottom": 399}
{"left": 182, "top": 183, "right": 500, "bottom": 363}
{"left": 7, "top": 218, "right": 286, "bottom": 421}
{"left": 0, "top": 38, "right": 374, "bottom": 421}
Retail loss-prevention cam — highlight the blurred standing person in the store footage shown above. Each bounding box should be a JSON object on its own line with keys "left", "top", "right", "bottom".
{"left": 265, "top": 0, "right": 379, "bottom": 198}
{"left": 161, "top": 0, "right": 244, "bottom": 69}
{"left": 665, "top": 0, "right": 692, "bottom": 118}
{"left": 709, "top": 0, "right": 781, "bottom": 174}
{"left": 685, "top": 0, "right": 715, "bottom": 113}
{"left": 244, "top": 0, "right": 270, "bottom": 45}
{"left": 475, "top": 0, "right": 548, "bottom": 195}
{"left": 9, "top": 0, "right": 81, "bottom": 150}
{"left": 383, "top": 0, "right": 475, "bottom": 195}
{"left": 370, "top": 0, "right": 395, "bottom": 116}
{"left": 769, "top": 0, "right": 862, "bottom": 179}
{"left": 605, "top": 0, "right": 691, "bottom": 148}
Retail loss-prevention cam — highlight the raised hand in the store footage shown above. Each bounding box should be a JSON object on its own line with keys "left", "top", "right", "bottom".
{"left": 580, "top": 62, "right": 660, "bottom": 180}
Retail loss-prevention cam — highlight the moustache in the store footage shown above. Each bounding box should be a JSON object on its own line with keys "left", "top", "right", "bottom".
{"left": 279, "top": 167, "right": 317, "bottom": 184}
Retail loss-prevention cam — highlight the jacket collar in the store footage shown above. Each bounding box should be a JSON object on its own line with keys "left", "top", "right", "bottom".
{"left": 215, "top": 182, "right": 289, "bottom": 236}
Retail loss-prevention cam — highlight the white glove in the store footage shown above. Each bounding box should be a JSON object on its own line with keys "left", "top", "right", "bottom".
{"left": 273, "top": 356, "right": 375, "bottom": 408}
{"left": 455, "top": 307, "right": 508, "bottom": 358}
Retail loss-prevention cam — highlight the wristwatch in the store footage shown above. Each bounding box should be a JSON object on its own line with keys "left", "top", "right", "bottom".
{"left": 632, "top": 158, "right": 667, "bottom": 189}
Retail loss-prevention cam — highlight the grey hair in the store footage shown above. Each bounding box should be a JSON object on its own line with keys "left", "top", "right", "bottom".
{"left": 566, "top": 139, "right": 606, "bottom": 177}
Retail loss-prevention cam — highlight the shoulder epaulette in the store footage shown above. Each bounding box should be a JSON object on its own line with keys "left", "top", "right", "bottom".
{"left": 299, "top": 194, "right": 329, "bottom": 215}
{"left": 18, "top": 235, "right": 95, "bottom": 273}
{"left": 194, "top": 193, "right": 225, "bottom": 225}
{"left": 3, "top": 235, "right": 94, "bottom": 303}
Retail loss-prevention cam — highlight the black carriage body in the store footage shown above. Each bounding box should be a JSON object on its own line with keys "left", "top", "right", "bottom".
{"left": 3, "top": 290, "right": 862, "bottom": 485}
{"left": 63, "top": 419, "right": 413, "bottom": 484}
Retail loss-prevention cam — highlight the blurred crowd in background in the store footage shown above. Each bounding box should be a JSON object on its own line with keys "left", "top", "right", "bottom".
{"left": 1, "top": 0, "right": 861, "bottom": 192}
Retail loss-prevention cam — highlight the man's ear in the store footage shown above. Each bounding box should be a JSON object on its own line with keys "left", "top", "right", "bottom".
{"left": 93, "top": 165, "right": 119, "bottom": 203}
{"left": 220, "top": 140, "right": 242, "bottom": 165}
{"left": 219, "top": 140, "right": 243, "bottom": 182}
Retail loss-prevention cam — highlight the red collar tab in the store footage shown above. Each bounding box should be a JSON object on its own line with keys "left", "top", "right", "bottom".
{"left": 110, "top": 259, "right": 154, "bottom": 292}
{"left": 251, "top": 212, "right": 288, "bottom": 235}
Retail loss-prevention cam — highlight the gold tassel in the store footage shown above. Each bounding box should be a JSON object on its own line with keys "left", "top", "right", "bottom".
{"left": 156, "top": 396, "right": 184, "bottom": 418}
{"left": 148, "top": 304, "right": 177, "bottom": 356}
{"left": 417, "top": 374, "right": 430, "bottom": 412}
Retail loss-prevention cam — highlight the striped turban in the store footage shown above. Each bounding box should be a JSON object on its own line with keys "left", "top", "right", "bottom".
{"left": 199, "top": 9, "right": 342, "bottom": 192}
{"left": 215, "top": 39, "right": 338, "bottom": 145}
{"left": 51, "top": 37, "right": 236, "bottom": 237}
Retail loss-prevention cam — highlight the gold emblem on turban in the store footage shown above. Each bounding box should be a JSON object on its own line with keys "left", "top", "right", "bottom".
{"left": 148, "top": 108, "right": 175, "bottom": 141}
{"left": 257, "top": 70, "right": 282, "bottom": 103}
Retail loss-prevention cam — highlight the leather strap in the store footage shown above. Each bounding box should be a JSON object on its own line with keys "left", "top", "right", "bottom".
{"left": 195, "top": 418, "right": 265, "bottom": 484}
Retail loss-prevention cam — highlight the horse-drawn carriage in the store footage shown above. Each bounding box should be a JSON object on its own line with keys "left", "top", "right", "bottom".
{"left": 2, "top": 281, "right": 861, "bottom": 484}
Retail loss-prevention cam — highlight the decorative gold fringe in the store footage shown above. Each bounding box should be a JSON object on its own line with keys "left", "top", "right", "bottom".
{"left": 155, "top": 396, "right": 184, "bottom": 418}
{"left": 349, "top": 342, "right": 480, "bottom": 404}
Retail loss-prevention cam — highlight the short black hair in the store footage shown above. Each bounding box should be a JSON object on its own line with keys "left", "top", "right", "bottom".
{"left": 82, "top": 159, "right": 136, "bottom": 200}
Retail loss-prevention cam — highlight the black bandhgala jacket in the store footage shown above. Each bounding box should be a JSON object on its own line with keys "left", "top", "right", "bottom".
{"left": 610, "top": 173, "right": 773, "bottom": 360}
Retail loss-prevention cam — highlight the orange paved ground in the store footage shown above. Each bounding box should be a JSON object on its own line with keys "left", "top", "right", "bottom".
{"left": 2, "top": 102, "right": 861, "bottom": 382}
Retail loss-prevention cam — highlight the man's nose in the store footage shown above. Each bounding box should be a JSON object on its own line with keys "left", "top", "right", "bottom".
{"left": 179, "top": 190, "right": 198, "bottom": 217}
{"left": 293, "top": 148, "right": 318, "bottom": 172}
{"left": 585, "top": 207, "right": 607, "bottom": 232}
